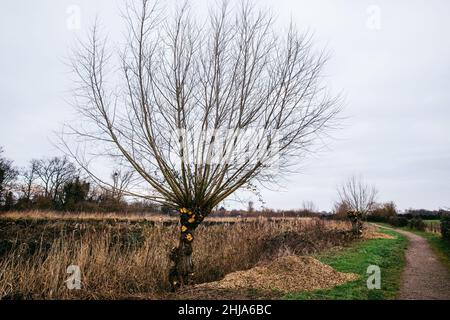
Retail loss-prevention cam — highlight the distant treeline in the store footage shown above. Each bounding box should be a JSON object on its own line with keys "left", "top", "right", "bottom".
{"left": 368, "top": 208, "right": 448, "bottom": 222}
{"left": 399, "top": 209, "right": 445, "bottom": 220}
{"left": 334, "top": 201, "right": 448, "bottom": 222}
{"left": 1, "top": 146, "right": 448, "bottom": 218}
{"left": 0, "top": 147, "right": 322, "bottom": 216}
{"left": 0, "top": 147, "right": 160, "bottom": 213}
{"left": 211, "top": 208, "right": 320, "bottom": 218}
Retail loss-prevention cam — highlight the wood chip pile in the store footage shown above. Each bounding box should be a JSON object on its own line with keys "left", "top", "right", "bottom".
{"left": 197, "top": 255, "right": 358, "bottom": 293}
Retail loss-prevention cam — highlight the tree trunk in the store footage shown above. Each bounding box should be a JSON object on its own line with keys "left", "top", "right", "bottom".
{"left": 351, "top": 220, "right": 357, "bottom": 234}
{"left": 348, "top": 211, "right": 363, "bottom": 237}
{"left": 168, "top": 236, "right": 194, "bottom": 291}
{"left": 352, "top": 218, "right": 363, "bottom": 236}
{"left": 168, "top": 207, "right": 206, "bottom": 291}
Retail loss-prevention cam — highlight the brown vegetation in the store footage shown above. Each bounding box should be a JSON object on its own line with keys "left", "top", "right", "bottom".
{"left": 0, "top": 212, "right": 353, "bottom": 299}
{"left": 363, "top": 226, "right": 396, "bottom": 240}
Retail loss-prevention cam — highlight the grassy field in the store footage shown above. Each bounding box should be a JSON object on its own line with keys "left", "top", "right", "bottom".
{"left": 0, "top": 210, "right": 310, "bottom": 223}
{"left": 0, "top": 213, "right": 355, "bottom": 299}
{"left": 285, "top": 228, "right": 408, "bottom": 300}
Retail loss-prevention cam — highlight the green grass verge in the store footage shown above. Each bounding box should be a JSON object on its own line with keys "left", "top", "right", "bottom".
{"left": 284, "top": 228, "right": 408, "bottom": 300}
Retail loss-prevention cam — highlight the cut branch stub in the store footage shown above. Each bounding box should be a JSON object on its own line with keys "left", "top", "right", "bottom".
{"left": 179, "top": 207, "right": 205, "bottom": 243}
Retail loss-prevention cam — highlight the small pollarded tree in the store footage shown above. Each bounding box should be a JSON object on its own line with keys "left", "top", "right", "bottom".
{"left": 337, "top": 175, "right": 378, "bottom": 236}
{"left": 63, "top": 0, "right": 341, "bottom": 290}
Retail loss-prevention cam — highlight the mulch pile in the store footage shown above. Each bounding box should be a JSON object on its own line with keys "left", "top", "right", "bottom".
{"left": 196, "top": 255, "right": 358, "bottom": 293}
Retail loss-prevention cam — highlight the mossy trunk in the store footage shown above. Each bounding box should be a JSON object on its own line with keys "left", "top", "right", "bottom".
{"left": 168, "top": 207, "right": 206, "bottom": 291}
{"left": 351, "top": 219, "right": 363, "bottom": 236}
{"left": 348, "top": 211, "right": 363, "bottom": 237}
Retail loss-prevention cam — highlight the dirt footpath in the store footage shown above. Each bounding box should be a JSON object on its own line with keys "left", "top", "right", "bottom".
{"left": 395, "top": 229, "right": 450, "bottom": 300}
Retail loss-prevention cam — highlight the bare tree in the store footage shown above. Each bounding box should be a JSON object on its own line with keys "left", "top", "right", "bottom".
{"left": 302, "top": 200, "right": 317, "bottom": 213}
{"left": 64, "top": 0, "right": 341, "bottom": 289}
{"left": 0, "top": 147, "right": 18, "bottom": 207}
{"left": 19, "top": 161, "right": 39, "bottom": 202}
{"left": 33, "top": 157, "right": 78, "bottom": 204}
{"left": 111, "top": 169, "right": 135, "bottom": 202}
{"left": 337, "top": 175, "right": 378, "bottom": 236}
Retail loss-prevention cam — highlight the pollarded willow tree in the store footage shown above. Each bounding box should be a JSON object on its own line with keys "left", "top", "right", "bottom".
{"left": 65, "top": 0, "right": 341, "bottom": 290}
{"left": 337, "top": 176, "right": 378, "bottom": 236}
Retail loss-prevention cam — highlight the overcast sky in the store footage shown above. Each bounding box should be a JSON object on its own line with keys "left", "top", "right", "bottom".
{"left": 1, "top": 0, "right": 449, "bottom": 211}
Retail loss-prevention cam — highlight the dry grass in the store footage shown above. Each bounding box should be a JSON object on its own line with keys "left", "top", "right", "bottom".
{"left": 0, "top": 212, "right": 354, "bottom": 300}
{"left": 363, "top": 225, "right": 396, "bottom": 240}
{"left": 0, "top": 210, "right": 313, "bottom": 223}
{"left": 0, "top": 210, "right": 178, "bottom": 223}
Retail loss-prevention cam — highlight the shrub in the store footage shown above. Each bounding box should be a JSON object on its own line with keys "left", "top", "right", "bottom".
{"left": 62, "top": 178, "right": 90, "bottom": 211}
{"left": 408, "top": 217, "right": 426, "bottom": 231}
{"left": 388, "top": 215, "right": 408, "bottom": 228}
{"left": 34, "top": 195, "right": 54, "bottom": 210}
{"left": 368, "top": 202, "right": 397, "bottom": 223}
{"left": 441, "top": 214, "right": 450, "bottom": 240}
{"left": 332, "top": 201, "right": 351, "bottom": 220}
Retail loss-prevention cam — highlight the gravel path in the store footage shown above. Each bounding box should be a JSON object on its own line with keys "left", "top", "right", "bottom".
{"left": 395, "top": 229, "right": 450, "bottom": 300}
